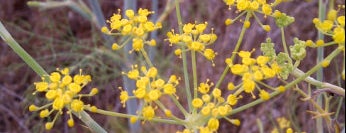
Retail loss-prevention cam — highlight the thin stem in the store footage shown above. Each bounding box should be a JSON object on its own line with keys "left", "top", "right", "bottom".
{"left": 141, "top": 49, "right": 154, "bottom": 67}
{"left": 191, "top": 51, "right": 197, "bottom": 99}
{"left": 215, "top": 11, "right": 251, "bottom": 89}
{"left": 317, "top": 0, "right": 327, "bottom": 132}
{"left": 280, "top": 28, "right": 289, "bottom": 55}
{"left": 0, "top": 22, "right": 48, "bottom": 77}
{"left": 175, "top": 0, "right": 192, "bottom": 112}
{"left": 154, "top": 101, "right": 185, "bottom": 123}
{"left": 292, "top": 69, "right": 345, "bottom": 97}
{"left": 169, "top": 95, "right": 189, "bottom": 116}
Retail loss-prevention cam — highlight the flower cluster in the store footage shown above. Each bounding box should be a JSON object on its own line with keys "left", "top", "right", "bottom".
{"left": 227, "top": 50, "right": 283, "bottom": 99}
{"left": 101, "top": 8, "right": 162, "bottom": 51}
{"left": 167, "top": 22, "right": 218, "bottom": 65}
{"left": 223, "top": 0, "right": 293, "bottom": 32}
{"left": 28, "top": 68, "right": 98, "bottom": 130}
{"left": 176, "top": 79, "right": 241, "bottom": 133}
{"left": 120, "top": 65, "right": 179, "bottom": 120}
{"left": 313, "top": 8, "right": 345, "bottom": 45}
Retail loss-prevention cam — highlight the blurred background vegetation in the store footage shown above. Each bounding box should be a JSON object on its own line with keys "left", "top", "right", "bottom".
{"left": 0, "top": 0, "right": 344, "bottom": 132}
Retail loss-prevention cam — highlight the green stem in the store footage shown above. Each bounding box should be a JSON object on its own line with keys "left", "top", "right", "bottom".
{"left": 280, "top": 28, "right": 289, "bottom": 55}
{"left": 191, "top": 51, "right": 198, "bottom": 114}
{"left": 141, "top": 49, "right": 154, "bottom": 67}
{"left": 229, "top": 46, "right": 343, "bottom": 116}
{"left": 0, "top": 21, "right": 106, "bottom": 133}
{"left": 215, "top": 11, "right": 251, "bottom": 89}
{"left": 175, "top": 0, "right": 192, "bottom": 112}
{"left": 191, "top": 51, "right": 197, "bottom": 99}
{"left": 317, "top": 0, "right": 327, "bottom": 132}
{"left": 154, "top": 101, "right": 185, "bottom": 123}
{"left": 169, "top": 95, "right": 189, "bottom": 116}
{"left": 0, "top": 21, "right": 48, "bottom": 77}
{"left": 292, "top": 69, "right": 345, "bottom": 97}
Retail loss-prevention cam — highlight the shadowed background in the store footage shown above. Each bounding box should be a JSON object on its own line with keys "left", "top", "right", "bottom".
{"left": 0, "top": 0, "right": 344, "bottom": 132}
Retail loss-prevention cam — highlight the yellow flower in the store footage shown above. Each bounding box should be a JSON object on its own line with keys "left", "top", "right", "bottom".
{"left": 333, "top": 27, "right": 345, "bottom": 43}
{"left": 256, "top": 56, "right": 269, "bottom": 66}
{"left": 30, "top": 68, "right": 98, "bottom": 130}
{"left": 39, "top": 109, "right": 50, "bottom": 118}
{"left": 147, "top": 67, "right": 158, "bottom": 78}
{"left": 253, "top": 70, "right": 264, "bottom": 81}
{"left": 45, "top": 90, "right": 57, "bottom": 100}
{"left": 29, "top": 105, "right": 39, "bottom": 111}
{"left": 244, "top": 21, "right": 251, "bottom": 28}
{"left": 134, "top": 88, "right": 146, "bottom": 99}
{"left": 35, "top": 82, "right": 48, "bottom": 92}
{"left": 112, "top": 43, "right": 120, "bottom": 50}
{"left": 217, "top": 105, "right": 230, "bottom": 116}
{"left": 230, "top": 64, "right": 248, "bottom": 75}
{"left": 120, "top": 90, "right": 129, "bottom": 107}
{"left": 238, "top": 51, "right": 252, "bottom": 58}
{"left": 337, "top": 16, "right": 345, "bottom": 27}
{"left": 237, "top": 0, "right": 250, "bottom": 11}
{"left": 183, "top": 23, "right": 195, "bottom": 34}
{"left": 142, "top": 106, "right": 155, "bottom": 120}
{"left": 52, "top": 98, "right": 65, "bottom": 110}
{"left": 71, "top": 99, "right": 84, "bottom": 112}
{"left": 68, "top": 83, "right": 82, "bottom": 93}
{"left": 132, "top": 38, "right": 144, "bottom": 51}
{"left": 67, "top": 118, "right": 74, "bottom": 127}
{"left": 125, "top": 9, "right": 135, "bottom": 18}
{"left": 327, "top": 9, "right": 337, "bottom": 21}
{"left": 50, "top": 72, "right": 61, "bottom": 83}
{"left": 201, "top": 106, "right": 211, "bottom": 116}
{"left": 207, "top": 118, "right": 219, "bottom": 131}
{"left": 277, "top": 86, "right": 286, "bottom": 92}
{"left": 225, "top": 18, "right": 233, "bottom": 25}
{"left": 227, "top": 94, "right": 238, "bottom": 105}
{"left": 212, "top": 88, "right": 222, "bottom": 98}
{"left": 192, "top": 98, "right": 204, "bottom": 108}
{"left": 259, "top": 90, "right": 270, "bottom": 100}
{"left": 148, "top": 89, "right": 161, "bottom": 101}
{"left": 321, "top": 60, "right": 330, "bottom": 68}
{"left": 127, "top": 69, "right": 139, "bottom": 80}
{"left": 227, "top": 82, "right": 235, "bottom": 90}
{"left": 243, "top": 79, "right": 256, "bottom": 93}
{"left": 262, "top": 4, "right": 272, "bottom": 16}
{"left": 45, "top": 122, "right": 54, "bottom": 130}
{"left": 315, "top": 39, "right": 324, "bottom": 46}
{"left": 198, "top": 81, "right": 212, "bottom": 94}
{"left": 223, "top": 0, "right": 235, "bottom": 7}
{"left": 163, "top": 84, "right": 176, "bottom": 95}
{"left": 262, "top": 25, "right": 271, "bottom": 32}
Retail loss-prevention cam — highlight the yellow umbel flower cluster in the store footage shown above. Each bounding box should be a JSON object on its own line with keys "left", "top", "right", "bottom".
{"left": 101, "top": 8, "right": 162, "bottom": 52}
{"left": 120, "top": 65, "right": 179, "bottom": 121}
{"left": 313, "top": 7, "right": 345, "bottom": 45}
{"left": 177, "top": 79, "right": 241, "bottom": 133}
{"left": 223, "top": 0, "right": 276, "bottom": 15}
{"left": 28, "top": 68, "right": 99, "bottom": 130}
{"left": 227, "top": 50, "right": 281, "bottom": 99}
{"left": 167, "top": 22, "right": 218, "bottom": 65}
{"left": 223, "top": 0, "right": 291, "bottom": 32}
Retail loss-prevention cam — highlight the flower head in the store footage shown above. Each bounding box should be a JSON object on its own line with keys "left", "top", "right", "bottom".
{"left": 29, "top": 68, "right": 98, "bottom": 130}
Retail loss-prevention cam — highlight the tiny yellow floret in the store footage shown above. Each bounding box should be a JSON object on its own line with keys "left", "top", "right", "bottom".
{"left": 192, "top": 98, "right": 204, "bottom": 108}
{"left": 321, "top": 60, "right": 330, "bottom": 68}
